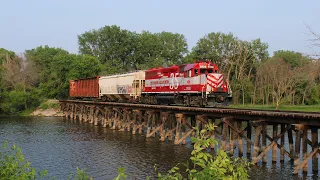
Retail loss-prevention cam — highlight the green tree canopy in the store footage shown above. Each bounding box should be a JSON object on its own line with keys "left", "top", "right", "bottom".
{"left": 78, "top": 25, "right": 188, "bottom": 74}
{"left": 0, "top": 48, "right": 17, "bottom": 91}
{"left": 78, "top": 25, "right": 138, "bottom": 74}
{"left": 25, "top": 45, "right": 69, "bottom": 85}
{"left": 190, "top": 32, "right": 269, "bottom": 70}
{"left": 273, "top": 50, "right": 310, "bottom": 67}
{"left": 156, "top": 31, "right": 188, "bottom": 66}
{"left": 189, "top": 32, "right": 237, "bottom": 68}
{"left": 0, "top": 48, "right": 15, "bottom": 64}
{"left": 26, "top": 46, "right": 102, "bottom": 99}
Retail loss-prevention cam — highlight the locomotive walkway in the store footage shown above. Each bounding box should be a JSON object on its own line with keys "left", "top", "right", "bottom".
{"left": 59, "top": 100, "right": 320, "bottom": 175}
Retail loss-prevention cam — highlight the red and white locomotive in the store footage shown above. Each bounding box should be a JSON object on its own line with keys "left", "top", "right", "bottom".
{"left": 142, "top": 60, "right": 231, "bottom": 106}
{"left": 69, "top": 60, "right": 232, "bottom": 107}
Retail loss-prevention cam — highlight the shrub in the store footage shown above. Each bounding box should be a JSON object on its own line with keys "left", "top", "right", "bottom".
{"left": 39, "top": 101, "right": 59, "bottom": 110}
{"left": 40, "top": 103, "right": 49, "bottom": 110}
{"left": 0, "top": 141, "right": 93, "bottom": 180}
{"left": 0, "top": 140, "right": 48, "bottom": 179}
{"left": 155, "top": 123, "right": 251, "bottom": 180}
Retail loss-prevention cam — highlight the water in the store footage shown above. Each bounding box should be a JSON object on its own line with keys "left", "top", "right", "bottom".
{"left": 0, "top": 116, "right": 318, "bottom": 179}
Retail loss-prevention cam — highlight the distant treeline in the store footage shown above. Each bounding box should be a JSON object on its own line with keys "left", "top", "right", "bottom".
{"left": 0, "top": 25, "right": 319, "bottom": 114}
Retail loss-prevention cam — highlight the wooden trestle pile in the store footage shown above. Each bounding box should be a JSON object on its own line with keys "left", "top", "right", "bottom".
{"left": 60, "top": 100, "right": 320, "bottom": 175}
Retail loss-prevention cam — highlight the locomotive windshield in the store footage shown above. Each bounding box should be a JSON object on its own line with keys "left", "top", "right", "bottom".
{"left": 199, "top": 68, "right": 218, "bottom": 74}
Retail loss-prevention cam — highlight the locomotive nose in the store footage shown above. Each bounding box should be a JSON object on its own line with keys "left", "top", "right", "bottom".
{"left": 206, "top": 73, "right": 224, "bottom": 92}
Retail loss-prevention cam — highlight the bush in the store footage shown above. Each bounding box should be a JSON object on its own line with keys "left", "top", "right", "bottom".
{"left": 0, "top": 140, "right": 94, "bottom": 180}
{"left": 8, "top": 91, "right": 28, "bottom": 113}
{"left": 39, "top": 101, "right": 59, "bottom": 110}
{"left": 0, "top": 140, "right": 48, "bottom": 179}
{"left": 155, "top": 123, "right": 251, "bottom": 180}
{"left": 40, "top": 103, "right": 49, "bottom": 110}
{"left": 26, "top": 88, "right": 42, "bottom": 109}
{"left": 0, "top": 89, "right": 43, "bottom": 115}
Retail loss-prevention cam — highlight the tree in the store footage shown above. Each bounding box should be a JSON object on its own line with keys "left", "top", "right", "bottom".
{"left": 38, "top": 53, "right": 101, "bottom": 99}
{"left": 0, "top": 48, "right": 16, "bottom": 92}
{"left": 273, "top": 50, "right": 310, "bottom": 67}
{"left": 1, "top": 55, "right": 23, "bottom": 90}
{"left": 189, "top": 32, "right": 237, "bottom": 69}
{"left": 130, "top": 31, "right": 163, "bottom": 70}
{"left": 1, "top": 54, "right": 38, "bottom": 92}
{"left": 78, "top": 25, "right": 138, "bottom": 74}
{"left": 25, "top": 45, "right": 69, "bottom": 85}
{"left": 25, "top": 46, "right": 102, "bottom": 99}
{"left": 156, "top": 31, "right": 188, "bottom": 66}
{"left": 256, "top": 58, "right": 295, "bottom": 109}
{"left": 190, "top": 32, "right": 269, "bottom": 104}
{"left": 230, "top": 39, "right": 268, "bottom": 104}
{"left": 0, "top": 49, "right": 42, "bottom": 114}
{"left": 294, "top": 61, "right": 320, "bottom": 104}
{"left": 0, "top": 48, "right": 15, "bottom": 64}
{"left": 78, "top": 25, "right": 188, "bottom": 74}
{"left": 306, "top": 24, "right": 320, "bottom": 50}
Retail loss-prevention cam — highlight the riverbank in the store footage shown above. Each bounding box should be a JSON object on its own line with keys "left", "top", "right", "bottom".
{"left": 30, "top": 99, "right": 64, "bottom": 117}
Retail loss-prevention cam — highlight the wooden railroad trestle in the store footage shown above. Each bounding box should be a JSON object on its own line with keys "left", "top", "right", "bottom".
{"left": 60, "top": 101, "right": 320, "bottom": 174}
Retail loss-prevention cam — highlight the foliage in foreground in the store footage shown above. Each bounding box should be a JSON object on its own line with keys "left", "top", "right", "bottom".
{"left": 0, "top": 140, "right": 48, "bottom": 180}
{"left": 0, "top": 123, "right": 250, "bottom": 180}
{"left": 0, "top": 140, "right": 93, "bottom": 180}
{"left": 155, "top": 123, "right": 251, "bottom": 180}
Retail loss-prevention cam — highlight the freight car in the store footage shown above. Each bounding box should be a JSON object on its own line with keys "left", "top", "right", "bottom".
{"left": 99, "top": 70, "right": 145, "bottom": 102}
{"left": 69, "top": 60, "right": 232, "bottom": 107}
{"left": 69, "top": 76, "right": 100, "bottom": 99}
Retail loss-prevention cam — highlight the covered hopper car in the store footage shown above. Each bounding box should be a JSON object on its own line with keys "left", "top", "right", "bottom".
{"left": 99, "top": 70, "right": 145, "bottom": 102}
{"left": 69, "top": 60, "right": 232, "bottom": 107}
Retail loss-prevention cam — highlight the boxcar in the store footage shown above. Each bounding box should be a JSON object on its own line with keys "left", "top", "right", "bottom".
{"left": 69, "top": 76, "right": 100, "bottom": 98}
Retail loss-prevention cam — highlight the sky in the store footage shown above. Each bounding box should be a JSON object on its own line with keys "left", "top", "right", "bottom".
{"left": 1, "top": 0, "right": 319, "bottom": 56}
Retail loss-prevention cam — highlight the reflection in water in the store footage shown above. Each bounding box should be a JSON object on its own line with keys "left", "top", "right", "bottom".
{"left": 0, "top": 116, "right": 191, "bottom": 179}
{"left": 0, "top": 116, "right": 318, "bottom": 180}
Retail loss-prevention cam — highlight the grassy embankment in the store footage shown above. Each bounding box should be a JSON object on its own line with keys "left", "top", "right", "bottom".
{"left": 229, "top": 104, "right": 320, "bottom": 112}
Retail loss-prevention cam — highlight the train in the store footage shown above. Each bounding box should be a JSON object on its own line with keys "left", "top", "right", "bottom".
{"left": 69, "top": 60, "right": 232, "bottom": 107}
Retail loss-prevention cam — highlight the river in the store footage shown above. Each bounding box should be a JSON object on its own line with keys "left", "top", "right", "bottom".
{"left": 0, "top": 116, "right": 318, "bottom": 180}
